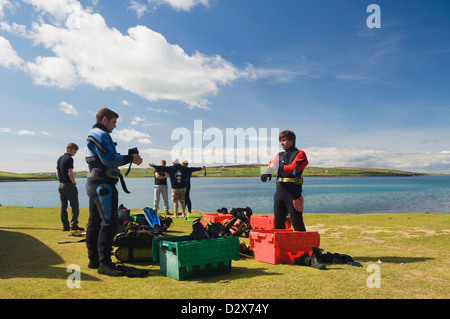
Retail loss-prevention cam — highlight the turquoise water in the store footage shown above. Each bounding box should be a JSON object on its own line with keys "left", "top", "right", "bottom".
{"left": 1, "top": 176, "right": 449, "bottom": 214}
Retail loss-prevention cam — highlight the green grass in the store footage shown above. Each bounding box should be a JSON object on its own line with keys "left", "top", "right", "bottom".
{"left": 0, "top": 206, "right": 449, "bottom": 299}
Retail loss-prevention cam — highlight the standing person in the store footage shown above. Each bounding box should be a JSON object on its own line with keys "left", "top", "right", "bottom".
{"left": 149, "top": 159, "right": 204, "bottom": 218}
{"left": 182, "top": 160, "right": 202, "bottom": 215}
{"left": 56, "top": 143, "right": 81, "bottom": 231}
{"left": 261, "top": 130, "right": 308, "bottom": 231}
{"left": 153, "top": 160, "right": 170, "bottom": 215}
{"left": 85, "top": 107, "right": 143, "bottom": 276}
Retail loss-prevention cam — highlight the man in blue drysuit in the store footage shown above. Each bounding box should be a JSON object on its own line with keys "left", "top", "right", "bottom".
{"left": 85, "top": 108, "right": 143, "bottom": 276}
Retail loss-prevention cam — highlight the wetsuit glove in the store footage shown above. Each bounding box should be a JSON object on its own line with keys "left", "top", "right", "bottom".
{"left": 261, "top": 174, "right": 272, "bottom": 182}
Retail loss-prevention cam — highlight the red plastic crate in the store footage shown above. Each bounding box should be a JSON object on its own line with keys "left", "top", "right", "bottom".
{"left": 200, "top": 213, "right": 232, "bottom": 227}
{"left": 249, "top": 229, "right": 320, "bottom": 264}
{"left": 250, "top": 214, "right": 291, "bottom": 230}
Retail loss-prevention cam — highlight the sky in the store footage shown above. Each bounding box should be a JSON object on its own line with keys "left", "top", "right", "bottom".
{"left": 0, "top": 0, "right": 450, "bottom": 174}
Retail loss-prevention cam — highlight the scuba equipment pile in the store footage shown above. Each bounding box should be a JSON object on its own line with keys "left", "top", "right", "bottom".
{"left": 221, "top": 206, "right": 253, "bottom": 237}
{"left": 113, "top": 221, "right": 154, "bottom": 262}
{"left": 112, "top": 206, "right": 173, "bottom": 263}
{"left": 184, "top": 207, "right": 254, "bottom": 239}
{"left": 117, "top": 205, "right": 172, "bottom": 236}
{"left": 184, "top": 210, "right": 254, "bottom": 257}
{"left": 184, "top": 213, "right": 225, "bottom": 240}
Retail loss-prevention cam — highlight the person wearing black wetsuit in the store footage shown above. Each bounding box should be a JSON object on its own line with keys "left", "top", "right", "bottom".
{"left": 182, "top": 160, "right": 202, "bottom": 214}
{"left": 85, "top": 108, "right": 143, "bottom": 276}
{"left": 261, "top": 130, "right": 308, "bottom": 231}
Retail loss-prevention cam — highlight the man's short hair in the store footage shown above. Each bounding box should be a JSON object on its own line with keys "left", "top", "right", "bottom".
{"left": 279, "top": 130, "right": 296, "bottom": 145}
{"left": 66, "top": 143, "right": 79, "bottom": 151}
{"left": 96, "top": 107, "right": 119, "bottom": 123}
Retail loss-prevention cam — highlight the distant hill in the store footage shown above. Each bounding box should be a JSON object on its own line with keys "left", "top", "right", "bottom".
{"left": 190, "top": 165, "right": 429, "bottom": 178}
{"left": 0, "top": 165, "right": 430, "bottom": 182}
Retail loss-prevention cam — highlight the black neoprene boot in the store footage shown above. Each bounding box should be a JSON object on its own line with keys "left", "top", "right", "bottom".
{"left": 294, "top": 253, "right": 311, "bottom": 266}
{"left": 88, "top": 260, "right": 99, "bottom": 269}
{"left": 310, "top": 247, "right": 326, "bottom": 270}
{"left": 98, "top": 262, "right": 126, "bottom": 277}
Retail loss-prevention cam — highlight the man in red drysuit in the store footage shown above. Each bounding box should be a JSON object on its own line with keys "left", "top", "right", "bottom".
{"left": 261, "top": 130, "right": 308, "bottom": 231}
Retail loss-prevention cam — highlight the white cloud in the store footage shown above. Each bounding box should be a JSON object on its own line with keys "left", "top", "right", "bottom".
{"left": 59, "top": 101, "right": 79, "bottom": 116}
{"left": 112, "top": 128, "right": 151, "bottom": 144}
{"left": 0, "top": 36, "right": 23, "bottom": 69}
{"left": 147, "top": 107, "right": 177, "bottom": 114}
{"left": 130, "top": 117, "right": 145, "bottom": 125}
{"left": 27, "top": 57, "right": 79, "bottom": 88}
{"left": 0, "top": 0, "right": 292, "bottom": 109}
{"left": 0, "top": 21, "right": 28, "bottom": 36}
{"left": 0, "top": 127, "right": 11, "bottom": 133}
{"left": 128, "top": 0, "right": 149, "bottom": 18}
{"left": 130, "top": 116, "right": 160, "bottom": 127}
{"left": 140, "top": 147, "right": 173, "bottom": 160}
{"left": 0, "top": 0, "right": 13, "bottom": 18}
{"left": 16, "top": 130, "right": 35, "bottom": 135}
{"left": 147, "top": 0, "right": 211, "bottom": 12}
{"left": 304, "top": 146, "right": 450, "bottom": 174}
{"left": 1, "top": 0, "right": 244, "bottom": 109}
{"left": 244, "top": 63, "right": 308, "bottom": 83}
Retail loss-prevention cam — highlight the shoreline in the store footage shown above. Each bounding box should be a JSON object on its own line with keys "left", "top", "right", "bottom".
{"left": 1, "top": 166, "right": 436, "bottom": 182}
{"left": 0, "top": 173, "right": 440, "bottom": 183}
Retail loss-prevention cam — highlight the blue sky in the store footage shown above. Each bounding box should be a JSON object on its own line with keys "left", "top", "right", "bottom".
{"left": 1, "top": 0, "right": 450, "bottom": 173}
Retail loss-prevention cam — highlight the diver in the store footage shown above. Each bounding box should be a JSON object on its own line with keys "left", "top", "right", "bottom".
{"left": 85, "top": 107, "right": 143, "bottom": 276}
{"left": 261, "top": 130, "right": 308, "bottom": 231}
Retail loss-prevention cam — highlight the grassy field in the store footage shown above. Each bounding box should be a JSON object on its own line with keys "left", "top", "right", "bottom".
{"left": 0, "top": 206, "right": 448, "bottom": 300}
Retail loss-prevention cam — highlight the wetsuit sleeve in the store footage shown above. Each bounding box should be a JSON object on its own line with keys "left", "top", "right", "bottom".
{"left": 189, "top": 167, "right": 202, "bottom": 173}
{"left": 283, "top": 150, "right": 308, "bottom": 175}
{"left": 263, "top": 154, "right": 278, "bottom": 175}
{"left": 87, "top": 132, "right": 128, "bottom": 167}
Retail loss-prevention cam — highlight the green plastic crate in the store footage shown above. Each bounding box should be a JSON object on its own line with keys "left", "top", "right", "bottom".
{"left": 130, "top": 214, "right": 149, "bottom": 225}
{"left": 153, "top": 235, "right": 240, "bottom": 280}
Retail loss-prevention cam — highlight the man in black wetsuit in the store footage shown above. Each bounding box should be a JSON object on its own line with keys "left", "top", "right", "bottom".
{"left": 182, "top": 160, "right": 200, "bottom": 215}
{"left": 261, "top": 130, "right": 308, "bottom": 231}
{"left": 85, "top": 108, "right": 143, "bottom": 276}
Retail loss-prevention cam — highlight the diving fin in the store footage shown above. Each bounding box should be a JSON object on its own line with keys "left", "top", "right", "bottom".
{"left": 143, "top": 207, "right": 163, "bottom": 236}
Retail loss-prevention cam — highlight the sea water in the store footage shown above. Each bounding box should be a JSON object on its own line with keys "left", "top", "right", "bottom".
{"left": 0, "top": 176, "right": 449, "bottom": 214}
